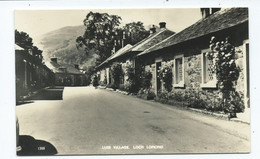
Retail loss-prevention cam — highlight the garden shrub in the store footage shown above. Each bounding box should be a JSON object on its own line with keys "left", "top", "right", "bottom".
{"left": 185, "top": 88, "right": 206, "bottom": 109}
{"left": 227, "top": 91, "right": 244, "bottom": 113}
{"left": 110, "top": 62, "right": 123, "bottom": 89}
{"left": 141, "top": 71, "right": 152, "bottom": 89}
{"left": 125, "top": 64, "right": 141, "bottom": 93}
{"left": 107, "top": 83, "right": 117, "bottom": 90}
{"left": 137, "top": 88, "right": 156, "bottom": 100}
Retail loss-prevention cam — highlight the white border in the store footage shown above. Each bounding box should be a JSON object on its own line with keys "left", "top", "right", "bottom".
{"left": 1, "top": 1, "right": 260, "bottom": 159}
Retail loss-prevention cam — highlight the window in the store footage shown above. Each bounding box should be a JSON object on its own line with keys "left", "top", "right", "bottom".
{"left": 201, "top": 49, "right": 217, "bottom": 88}
{"left": 173, "top": 54, "right": 184, "bottom": 87}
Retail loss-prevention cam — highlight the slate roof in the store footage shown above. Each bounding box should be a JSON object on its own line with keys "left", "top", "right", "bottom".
{"left": 97, "top": 28, "right": 175, "bottom": 69}
{"left": 45, "top": 61, "right": 83, "bottom": 74}
{"left": 138, "top": 8, "right": 248, "bottom": 56}
{"left": 130, "top": 28, "right": 175, "bottom": 52}
{"left": 98, "top": 44, "right": 133, "bottom": 68}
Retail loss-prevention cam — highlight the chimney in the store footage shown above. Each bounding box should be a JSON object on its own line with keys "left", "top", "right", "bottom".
{"left": 74, "top": 64, "right": 79, "bottom": 70}
{"left": 201, "top": 8, "right": 221, "bottom": 19}
{"left": 150, "top": 25, "right": 156, "bottom": 34}
{"left": 51, "top": 57, "right": 57, "bottom": 63}
{"left": 159, "top": 22, "right": 166, "bottom": 29}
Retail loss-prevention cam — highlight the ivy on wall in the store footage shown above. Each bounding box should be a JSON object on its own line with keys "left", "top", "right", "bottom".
{"left": 110, "top": 62, "right": 123, "bottom": 88}
{"left": 158, "top": 64, "right": 173, "bottom": 92}
{"left": 208, "top": 36, "right": 244, "bottom": 116}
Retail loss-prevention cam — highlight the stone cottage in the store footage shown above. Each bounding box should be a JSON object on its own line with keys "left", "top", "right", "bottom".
{"left": 97, "top": 22, "right": 175, "bottom": 86}
{"left": 97, "top": 44, "right": 133, "bottom": 85}
{"left": 137, "top": 8, "right": 249, "bottom": 110}
{"left": 15, "top": 44, "right": 54, "bottom": 100}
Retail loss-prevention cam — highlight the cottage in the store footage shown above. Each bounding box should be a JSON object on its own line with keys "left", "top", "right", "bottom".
{"left": 137, "top": 8, "right": 249, "bottom": 111}
{"left": 97, "top": 22, "right": 175, "bottom": 87}
{"left": 15, "top": 44, "right": 54, "bottom": 100}
{"left": 45, "top": 57, "right": 87, "bottom": 86}
{"left": 97, "top": 44, "right": 133, "bottom": 85}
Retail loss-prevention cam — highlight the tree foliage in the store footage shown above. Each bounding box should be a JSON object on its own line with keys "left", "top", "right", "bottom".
{"left": 15, "top": 30, "right": 33, "bottom": 50}
{"left": 122, "top": 21, "right": 149, "bottom": 45}
{"left": 76, "top": 12, "right": 149, "bottom": 66}
{"left": 76, "top": 12, "right": 122, "bottom": 65}
{"left": 15, "top": 30, "right": 43, "bottom": 57}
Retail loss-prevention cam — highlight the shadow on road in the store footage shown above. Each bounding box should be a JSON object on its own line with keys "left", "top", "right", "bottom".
{"left": 17, "top": 135, "right": 58, "bottom": 156}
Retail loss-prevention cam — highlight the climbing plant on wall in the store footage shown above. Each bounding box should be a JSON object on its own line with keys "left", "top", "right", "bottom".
{"left": 208, "top": 36, "right": 244, "bottom": 117}
{"left": 158, "top": 64, "right": 173, "bottom": 92}
{"left": 110, "top": 62, "right": 123, "bottom": 88}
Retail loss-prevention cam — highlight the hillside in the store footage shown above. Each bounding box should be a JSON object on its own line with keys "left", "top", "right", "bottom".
{"left": 38, "top": 25, "right": 98, "bottom": 70}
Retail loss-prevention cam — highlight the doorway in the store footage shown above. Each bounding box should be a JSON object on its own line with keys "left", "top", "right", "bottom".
{"left": 155, "top": 61, "right": 162, "bottom": 95}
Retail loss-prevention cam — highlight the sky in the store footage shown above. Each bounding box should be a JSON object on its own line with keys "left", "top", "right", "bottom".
{"left": 15, "top": 8, "right": 201, "bottom": 45}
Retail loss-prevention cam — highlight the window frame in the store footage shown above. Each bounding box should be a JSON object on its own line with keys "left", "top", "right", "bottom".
{"left": 200, "top": 48, "right": 217, "bottom": 88}
{"left": 173, "top": 54, "right": 185, "bottom": 88}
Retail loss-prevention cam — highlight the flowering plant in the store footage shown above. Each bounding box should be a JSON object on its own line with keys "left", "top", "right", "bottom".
{"left": 158, "top": 64, "right": 173, "bottom": 92}
{"left": 208, "top": 36, "right": 242, "bottom": 115}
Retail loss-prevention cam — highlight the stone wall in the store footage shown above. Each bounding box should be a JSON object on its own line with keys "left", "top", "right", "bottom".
{"left": 140, "top": 41, "right": 246, "bottom": 111}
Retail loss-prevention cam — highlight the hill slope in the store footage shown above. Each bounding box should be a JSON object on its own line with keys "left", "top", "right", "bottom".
{"left": 38, "top": 25, "right": 98, "bottom": 69}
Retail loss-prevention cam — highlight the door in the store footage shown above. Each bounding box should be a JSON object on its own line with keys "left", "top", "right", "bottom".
{"left": 155, "top": 61, "right": 161, "bottom": 94}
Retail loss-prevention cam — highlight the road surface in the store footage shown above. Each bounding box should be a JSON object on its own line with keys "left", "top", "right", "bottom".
{"left": 16, "top": 86, "right": 250, "bottom": 155}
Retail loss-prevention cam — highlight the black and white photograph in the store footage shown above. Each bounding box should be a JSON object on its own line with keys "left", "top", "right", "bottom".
{"left": 13, "top": 7, "right": 251, "bottom": 156}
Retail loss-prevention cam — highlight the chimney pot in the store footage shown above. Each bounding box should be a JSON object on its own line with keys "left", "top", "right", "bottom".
{"left": 150, "top": 25, "right": 156, "bottom": 34}
{"left": 201, "top": 8, "right": 221, "bottom": 19}
{"left": 159, "top": 22, "right": 166, "bottom": 29}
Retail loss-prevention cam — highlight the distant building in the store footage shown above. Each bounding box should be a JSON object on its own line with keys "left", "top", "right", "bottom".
{"left": 45, "top": 57, "right": 87, "bottom": 86}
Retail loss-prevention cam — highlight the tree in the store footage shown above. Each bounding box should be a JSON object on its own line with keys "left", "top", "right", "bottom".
{"left": 15, "top": 30, "right": 43, "bottom": 61}
{"left": 76, "top": 12, "right": 122, "bottom": 65}
{"left": 15, "top": 30, "right": 33, "bottom": 50}
{"left": 77, "top": 12, "right": 150, "bottom": 67}
{"left": 32, "top": 46, "right": 42, "bottom": 56}
{"left": 122, "top": 21, "right": 149, "bottom": 45}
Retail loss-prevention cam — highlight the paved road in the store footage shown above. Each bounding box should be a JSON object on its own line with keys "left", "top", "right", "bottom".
{"left": 16, "top": 86, "right": 250, "bottom": 155}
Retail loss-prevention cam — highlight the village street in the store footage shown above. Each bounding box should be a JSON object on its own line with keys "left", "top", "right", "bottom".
{"left": 16, "top": 86, "right": 250, "bottom": 155}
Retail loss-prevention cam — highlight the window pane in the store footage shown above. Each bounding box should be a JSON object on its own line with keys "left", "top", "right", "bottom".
{"left": 203, "top": 52, "right": 215, "bottom": 84}
{"left": 206, "top": 56, "right": 214, "bottom": 82}
{"left": 176, "top": 58, "right": 183, "bottom": 83}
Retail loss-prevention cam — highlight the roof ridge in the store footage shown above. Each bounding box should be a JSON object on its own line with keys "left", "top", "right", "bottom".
{"left": 138, "top": 32, "right": 175, "bottom": 56}
{"left": 97, "top": 44, "right": 133, "bottom": 68}
{"left": 138, "top": 8, "right": 248, "bottom": 56}
{"left": 132, "top": 28, "right": 170, "bottom": 51}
